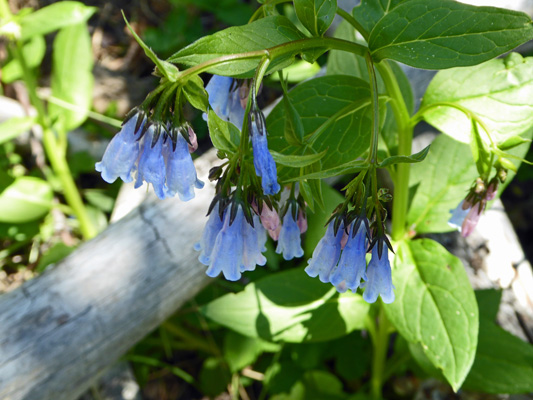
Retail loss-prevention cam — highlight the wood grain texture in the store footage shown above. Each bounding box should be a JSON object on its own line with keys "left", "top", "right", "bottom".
{"left": 0, "top": 151, "right": 217, "bottom": 400}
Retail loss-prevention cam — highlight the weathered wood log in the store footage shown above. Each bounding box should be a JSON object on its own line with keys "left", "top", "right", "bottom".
{"left": 0, "top": 151, "right": 217, "bottom": 400}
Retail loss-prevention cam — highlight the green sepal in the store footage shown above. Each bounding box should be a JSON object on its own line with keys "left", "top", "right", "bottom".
{"left": 122, "top": 12, "right": 179, "bottom": 82}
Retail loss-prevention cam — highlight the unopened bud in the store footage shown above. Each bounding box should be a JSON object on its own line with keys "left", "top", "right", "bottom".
{"left": 188, "top": 126, "right": 198, "bottom": 153}
{"left": 297, "top": 210, "right": 308, "bottom": 234}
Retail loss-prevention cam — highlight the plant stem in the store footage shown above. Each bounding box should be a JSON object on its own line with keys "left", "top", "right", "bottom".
{"left": 365, "top": 52, "right": 379, "bottom": 165}
{"left": 370, "top": 304, "right": 391, "bottom": 400}
{"left": 11, "top": 41, "right": 97, "bottom": 239}
{"left": 174, "top": 37, "right": 367, "bottom": 81}
{"left": 376, "top": 61, "right": 412, "bottom": 241}
{"left": 336, "top": 8, "right": 369, "bottom": 41}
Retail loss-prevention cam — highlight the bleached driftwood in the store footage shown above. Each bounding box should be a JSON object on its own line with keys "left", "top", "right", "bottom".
{"left": 0, "top": 151, "right": 218, "bottom": 400}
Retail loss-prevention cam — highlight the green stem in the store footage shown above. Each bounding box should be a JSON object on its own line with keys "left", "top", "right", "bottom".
{"left": 44, "top": 96, "right": 122, "bottom": 128}
{"left": 11, "top": 41, "right": 97, "bottom": 239}
{"left": 376, "top": 61, "right": 411, "bottom": 241}
{"left": 174, "top": 37, "right": 367, "bottom": 81}
{"left": 336, "top": 8, "right": 369, "bottom": 41}
{"left": 370, "top": 304, "right": 391, "bottom": 400}
{"left": 365, "top": 52, "right": 379, "bottom": 165}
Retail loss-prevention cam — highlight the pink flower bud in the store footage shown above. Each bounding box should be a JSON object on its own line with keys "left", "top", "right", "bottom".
{"left": 485, "top": 182, "right": 498, "bottom": 201}
{"left": 461, "top": 202, "right": 483, "bottom": 237}
{"left": 188, "top": 126, "right": 198, "bottom": 153}
{"left": 268, "top": 224, "right": 281, "bottom": 241}
{"left": 297, "top": 210, "right": 307, "bottom": 234}
{"left": 260, "top": 204, "right": 280, "bottom": 232}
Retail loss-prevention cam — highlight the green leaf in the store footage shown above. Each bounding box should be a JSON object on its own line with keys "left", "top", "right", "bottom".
{"left": 294, "top": 0, "right": 337, "bottom": 37}
{"left": 498, "top": 135, "right": 531, "bottom": 151}
{"left": 286, "top": 159, "right": 367, "bottom": 181}
{"left": 19, "top": 2, "right": 96, "bottom": 40}
{"left": 2, "top": 35, "right": 46, "bottom": 83}
{"left": 470, "top": 118, "right": 491, "bottom": 177}
{"left": 223, "top": 331, "right": 280, "bottom": 372}
{"left": 0, "top": 177, "right": 53, "bottom": 223}
{"left": 475, "top": 289, "right": 501, "bottom": 321}
{"left": 280, "top": 78, "right": 305, "bottom": 146}
{"left": 123, "top": 13, "right": 179, "bottom": 82}
{"left": 422, "top": 53, "right": 533, "bottom": 145}
{"left": 407, "top": 134, "right": 477, "bottom": 234}
{"left": 352, "top": 0, "right": 407, "bottom": 37}
{"left": 270, "top": 149, "right": 327, "bottom": 168}
{"left": 267, "top": 75, "right": 372, "bottom": 177}
{"left": 183, "top": 75, "right": 209, "bottom": 112}
{"left": 201, "top": 268, "right": 369, "bottom": 343}
{"left": 463, "top": 318, "right": 533, "bottom": 394}
{"left": 271, "top": 370, "right": 346, "bottom": 400}
{"left": 379, "top": 144, "right": 429, "bottom": 167}
{"left": 206, "top": 109, "right": 240, "bottom": 152}
{"left": 385, "top": 239, "right": 478, "bottom": 391}
{"left": 168, "top": 16, "right": 306, "bottom": 77}
{"left": 199, "top": 357, "right": 231, "bottom": 397}
{"left": 368, "top": 0, "right": 533, "bottom": 69}
{"left": 49, "top": 22, "right": 93, "bottom": 132}
{"left": 0, "top": 117, "right": 35, "bottom": 145}
{"left": 36, "top": 242, "right": 75, "bottom": 273}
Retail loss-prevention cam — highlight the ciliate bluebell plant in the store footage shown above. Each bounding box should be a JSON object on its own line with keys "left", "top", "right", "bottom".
{"left": 96, "top": 83, "right": 204, "bottom": 202}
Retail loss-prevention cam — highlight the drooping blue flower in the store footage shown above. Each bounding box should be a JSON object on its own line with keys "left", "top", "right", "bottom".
{"left": 194, "top": 203, "right": 224, "bottom": 265}
{"left": 448, "top": 200, "right": 470, "bottom": 232}
{"left": 95, "top": 113, "right": 143, "bottom": 183}
{"left": 164, "top": 131, "right": 204, "bottom": 201}
{"left": 329, "top": 223, "right": 368, "bottom": 293}
{"left": 241, "top": 215, "right": 267, "bottom": 272}
{"left": 305, "top": 221, "right": 344, "bottom": 283}
{"left": 251, "top": 116, "right": 280, "bottom": 196}
{"left": 134, "top": 125, "right": 167, "bottom": 199}
{"left": 205, "top": 206, "right": 244, "bottom": 281}
{"left": 363, "top": 243, "right": 395, "bottom": 304}
{"left": 276, "top": 205, "right": 304, "bottom": 260}
{"left": 205, "top": 75, "right": 245, "bottom": 130}
{"left": 200, "top": 205, "right": 268, "bottom": 281}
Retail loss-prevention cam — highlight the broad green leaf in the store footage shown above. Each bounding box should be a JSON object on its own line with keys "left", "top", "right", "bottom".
{"left": 407, "top": 134, "right": 477, "bottom": 234}
{"left": 123, "top": 14, "right": 179, "bottom": 82}
{"left": 271, "top": 370, "right": 346, "bottom": 400}
{"left": 326, "top": 20, "right": 413, "bottom": 114}
{"left": 368, "top": 0, "right": 533, "bottom": 69}
{"left": 280, "top": 77, "right": 304, "bottom": 146}
{"left": 270, "top": 60, "right": 321, "bottom": 83}
{"left": 294, "top": 0, "right": 337, "bottom": 37}
{"left": 385, "top": 239, "right": 478, "bottom": 390}
{"left": 0, "top": 177, "right": 53, "bottom": 223}
{"left": 267, "top": 75, "right": 372, "bottom": 176}
{"left": 422, "top": 53, "right": 533, "bottom": 145}
{"left": 378, "top": 145, "right": 429, "bottom": 167}
{"left": 223, "top": 331, "right": 280, "bottom": 372}
{"left": 168, "top": 16, "right": 306, "bottom": 77}
{"left": 201, "top": 268, "right": 369, "bottom": 343}
{"left": 0, "top": 117, "right": 35, "bottom": 145}
{"left": 463, "top": 318, "right": 533, "bottom": 394}
{"left": 183, "top": 76, "right": 209, "bottom": 112}
{"left": 2, "top": 35, "right": 46, "bottom": 83}
{"left": 286, "top": 159, "right": 367, "bottom": 181}
{"left": 352, "top": 0, "right": 407, "bottom": 38}
{"left": 20, "top": 2, "right": 96, "bottom": 40}
{"left": 206, "top": 110, "right": 240, "bottom": 152}
{"left": 49, "top": 22, "right": 93, "bottom": 132}
{"left": 199, "top": 357, "right": 231, "bottom": 397}
{"left": 270, "top": 149, "right": 327, "bottom": 168}
{"left": 475, "top": 289, "right": 501, "bottom": 321}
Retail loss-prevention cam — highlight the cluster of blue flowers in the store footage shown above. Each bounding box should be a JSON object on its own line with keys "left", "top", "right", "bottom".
{"left": 306, "top": 221, "right": 395, "bottom": 304}
{"left": 96, "top": 73, "right": 395, "bottom": 305}
{"left": 96, "top": 112, "right": 203, "bottom": 201}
